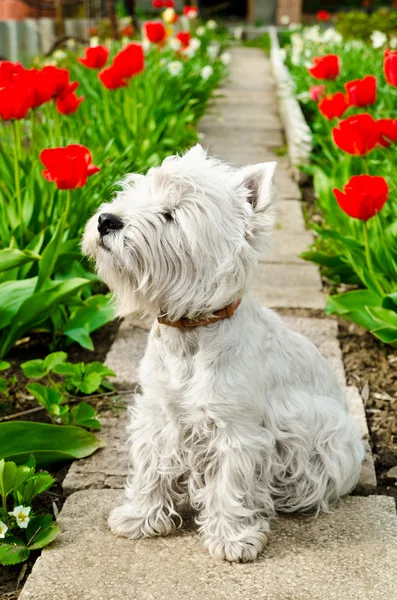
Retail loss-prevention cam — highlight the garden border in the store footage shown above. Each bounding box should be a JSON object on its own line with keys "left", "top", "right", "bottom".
{"left": 269, "top": 26, "right": 312, "bottom": 183}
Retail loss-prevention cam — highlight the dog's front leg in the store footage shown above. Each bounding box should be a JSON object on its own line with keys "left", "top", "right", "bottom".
{"left": 108, "top": 399, "right": 184, "bottom": 539}
{"left": 189, "top": 421, "right": 273, "bottom": 562}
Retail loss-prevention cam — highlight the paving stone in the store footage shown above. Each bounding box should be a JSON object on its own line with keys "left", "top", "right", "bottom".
{"left": 105, "top": 318, "right": 149, "bottom": 389}
{"left": 20, "top": 492, "right": 397, "bottom": 600}
{"left": 277, "top": 199, "right": 306, "bottom": 231}
{"left": 252, "top": 263, "right": 324, "bottom": 309}
{"left": 261, "top": 230, "right": 313, "bottom": 264}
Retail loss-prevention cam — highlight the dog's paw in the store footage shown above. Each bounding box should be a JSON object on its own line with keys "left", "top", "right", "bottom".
{"left": 108, "top": 503, "right": 177, "bottom": 539}
{"left": 203, "top": 531, "right": 270, "bottom": 562}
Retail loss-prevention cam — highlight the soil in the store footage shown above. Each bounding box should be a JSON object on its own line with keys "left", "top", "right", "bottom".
{"left": 0, "top": 319, "right": 120, "bottom": 599}
{"left": 338, "top": 319, "right": 397, "bottom": 499}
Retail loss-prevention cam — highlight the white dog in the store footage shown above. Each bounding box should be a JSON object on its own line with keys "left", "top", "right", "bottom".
{"left": 82, "top": 145, "right": 364, "bottom": 562}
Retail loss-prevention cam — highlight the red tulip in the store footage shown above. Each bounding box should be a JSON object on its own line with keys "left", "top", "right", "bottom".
{"left": 98, "top": 65, "right": 127, "bottom": 90}
{"left": 309, "top": 85, "right": 325, "bottom": 101}
{"left": 144, "top": 21, "right": 167, "bottom": 43}
{"left": 78, "top": 45, "right": 109, "bottom": 69}
{"left": 376, "top": 118, "right": 397, "bottom": 147}
{"left": 176, "top": 31, "right": 191, "bottom": 48}
{"left": 345, "top": 75, "right": 376, "bottom": 107}
{"left": 384, "top": 49, "right": 397, "bottom": 87}
{"left": 112, "top": 43, "right": 145, "bottom": 78}
{"left": 120, "top": 24, "right": 135, "bottom": 38}
{"left": 332, "top": 114, "right": 379, "bottom": 155}
{"left": 183, "top": 6, "right": 198, "bottom": 18}
{"left": 333, "top": 175, "right": 388, "bottom": 221}
{"left": 318, "top": 92, "right": 349, "bottom": 119}
{"left": 0, "top": 77, "right": 33, "bottom": 121}
{"left": 317, "top": 10, "right": 330, "bottom": 20}
{"left": 41, "top": 66, "right": 70, "bottom": 97}
{"left": 164, "top": 0, "right": 175, "bottom": 6}
{"left": 55, "top": 90, "right": 84, "bottom": 115}
{"left": 0, "top": 60, "right": 23, "bottom": 85}
{"left": 25, "top": 68, "right": 57, "bottom": 108}
{"left": 152, "top": 0, "right": 163, "bottom": 7}
{"left": 40, "top": 145, "right": 100, "bottom": 190}
{"left": 308, "top": 54, "right": 340, "bottom": 80}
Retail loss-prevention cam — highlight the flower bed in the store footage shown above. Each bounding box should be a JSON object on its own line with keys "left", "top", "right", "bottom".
{"left": 0, "top": 15, "right": 229, "bottom": 360}
{"left": 283, "top": 25, "right": 397, "bottom": 347}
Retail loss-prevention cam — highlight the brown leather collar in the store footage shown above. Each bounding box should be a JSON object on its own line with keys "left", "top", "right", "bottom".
{"left": 158, "top": 298, "right": 242, "bottom": 329}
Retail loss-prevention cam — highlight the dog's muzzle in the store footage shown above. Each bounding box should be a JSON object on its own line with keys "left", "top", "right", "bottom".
{"left": 97, "top": 213, "right": 124, "bottom": 236}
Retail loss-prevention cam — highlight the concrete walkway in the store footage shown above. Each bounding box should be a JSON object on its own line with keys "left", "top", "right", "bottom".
{"left": 20, "top": 48, "right": 397, "bottom": 600}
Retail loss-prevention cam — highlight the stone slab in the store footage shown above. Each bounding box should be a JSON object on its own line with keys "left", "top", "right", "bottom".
{"left": 277, "top": 199, "right": 306, "bottom": 231}
{"left": 20, "top": 492, "right": 397, "bottom": 600}
{"left": 105, "top": 320, "right": 149, "bottom": 389}
{"left": 345, "top": 386, "right": 376, "bottom": 492}
{"left": 252, "top": 263, "right": 324, "bottom": 309}
{"left": 261, "top": 230, "right": 312, "bottom": 264}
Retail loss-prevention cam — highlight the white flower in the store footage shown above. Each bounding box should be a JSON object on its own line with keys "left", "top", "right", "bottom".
{"left": 390, "top": 36, "right": 397, "bottom": 49}
{"left": 201, "top": 65, "right": 213, "bottom": 80}
{"left": 0, "top": 521, "right": 8, "bottom": 539}
{"left": 53, "top": 49, "right": 66, "bottom": 60}
{"left": 322, "top": 28, "right": 342, "bottom": 44}
{"left": 162, "top": 7, "right": 177, "bottom": 24}
{"left": 280, "top": 15, "right": 290, "bottom": 25}
{"left": 289, "top": 23, "right": 299, "bottom": 30}
{"left": 168, "top": 37, "right": 182, "bottom": 51}
{"left": 234, "top": 26, "right": 244, "bottom": 40}
{"left": 220, "top": 51, "right": 232, "bottom": 65}
{"left": 9, "top": 506, "right": 31, "bottom": 529}
{"left": 371, "top": 30, "right": 387, "bottom": 49}
{"left": 291, "top": 49, "right": 302, "bottom": 66}
{"left": 190, "top": 38, "right": 201, "bottom": 51}
{"left": 196, "top": 26, "right": 206, "bottom": 36}
{"left": 142, "top": 39, "right": 151, "bottom": 53}
{"left": 182, "top": 46, "right": 196, "bottom": 58}
{"left": 207, "top": 19, "right": 217, "bottom": 30}
{"left": 167, "top": 61, "right": 183, "bottom": 76}
{"left": 89, "top": 36, "right": 100, "bottom": 47}
{"left": 66, "top": 38, "right": 76, "bottom": 50}
{"left": 121, "top": 36, "right": 131, "bottom": 46}
{"left": 207, "top": 43, "right": 219, "bottom": 60}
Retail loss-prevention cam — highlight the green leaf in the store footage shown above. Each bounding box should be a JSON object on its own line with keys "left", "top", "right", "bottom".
{"left": 79, "top": 372, "right": 102, "bottom": 394}
{"left": 0, "top": 422, "right": 105, "bottom": 468}
{"left": 0, "top": 361, "right": 10, "bottom": 371}
{"left": 64, "top": 327, "right": 94, "bottom": 351}
{"left": 383, "top": 291, "right": 397, "bottom": 312}
{"left": 325, "top": 289, "right": 382, "bottom": 314}
{"left": 26, "top": 515, "right": 59, "bottom": 550}
{"left": 372, "top": 326, "right": 397, "bottom": 346}
{"left": 0, "top": 459, "right": 32, "bottom": 499}
{"left": 69, "top": 402, "right": 101, "bottom": 430}
{"left": 26, "top": 383, "right": 64, "bottom": 413}
{"left": 366, "top": 306, "right": 397, "bottom": 328}
{"left": 0, "top": 278, "right": 37, "bottom": 329}
{"left": 21, "top": 359, "right": 47, "bottom": 379}
{"left": 0, "top": 377, "right": 8, "bottom": 392}
{"left": 0, "top": 248, "right": 40, "bottom": 272}
{"left": 15, "top": 472, "right": 55, "bottom": 505}
{"left": 44, "top": 351, "right": 68, "bottom": 372}
{"left": 0, "top": 535, "right": 30, "bottom": 565}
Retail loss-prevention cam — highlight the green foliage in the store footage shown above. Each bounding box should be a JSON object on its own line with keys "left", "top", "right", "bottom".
{"left": 244, "top": 33, "right": 271, "bottom": 55}
{"left": 0, "top": 458, "right": 59, "bottom": 565}
{"left": 0, "top": 33, "right": 228, "bottom": 359}
{"left": 285, "top": 26, "right": 397, "bottom": 344}
{"left": 21, "top": 351, "right": 115, "bottom": 429}
{"left": 335, "top": 9, "right": 397, "bottom": 42}
{"left": 0, "top": 422, "right": 105, "bottom": 467}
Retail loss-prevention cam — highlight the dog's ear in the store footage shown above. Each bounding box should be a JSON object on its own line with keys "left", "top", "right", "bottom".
{"left": 234, "top": 162, "right": 277, "bottom": 250}
{"left": 183, "top": 144, "right": 208, "bottom": 161}
{"left": 234, "top": 161, "right": 277, "bottom": 212}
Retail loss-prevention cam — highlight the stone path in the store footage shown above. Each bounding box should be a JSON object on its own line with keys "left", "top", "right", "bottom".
{"left": 21, "top": 47, "right": 397, "bottom": 600}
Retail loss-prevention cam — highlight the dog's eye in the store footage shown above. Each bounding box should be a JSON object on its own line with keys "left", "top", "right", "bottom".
{"left": 162, "top": 212, "right": 174, "bottom": 222}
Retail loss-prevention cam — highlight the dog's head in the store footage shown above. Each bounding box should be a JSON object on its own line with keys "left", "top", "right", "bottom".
{"left": 82, "top": 145, "right": 277, "bottom": 320}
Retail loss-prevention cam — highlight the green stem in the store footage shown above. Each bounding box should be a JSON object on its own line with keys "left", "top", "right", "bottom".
{"left": 102, "top": 87, "right": 111, "bottom": 129}
{"left": 363, "top": 220, "right": 384, "bottom": 297}
{"left": 54, "top": 109, "right": 62, "bottom": 145}
{"left": 375, "top": 211, "right": 397, "bottom": 283}
{"left": 13, "top": 120, "right": 24, "bottom": 245}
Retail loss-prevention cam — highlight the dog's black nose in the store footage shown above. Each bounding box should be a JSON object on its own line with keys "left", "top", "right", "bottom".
{"left": 97, "top": 213, "right": 123, "bottom": 236}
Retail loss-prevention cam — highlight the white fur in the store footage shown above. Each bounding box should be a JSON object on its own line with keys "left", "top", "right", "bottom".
{"left": 82, "top": 145, "right": 364, "bottom": 562}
